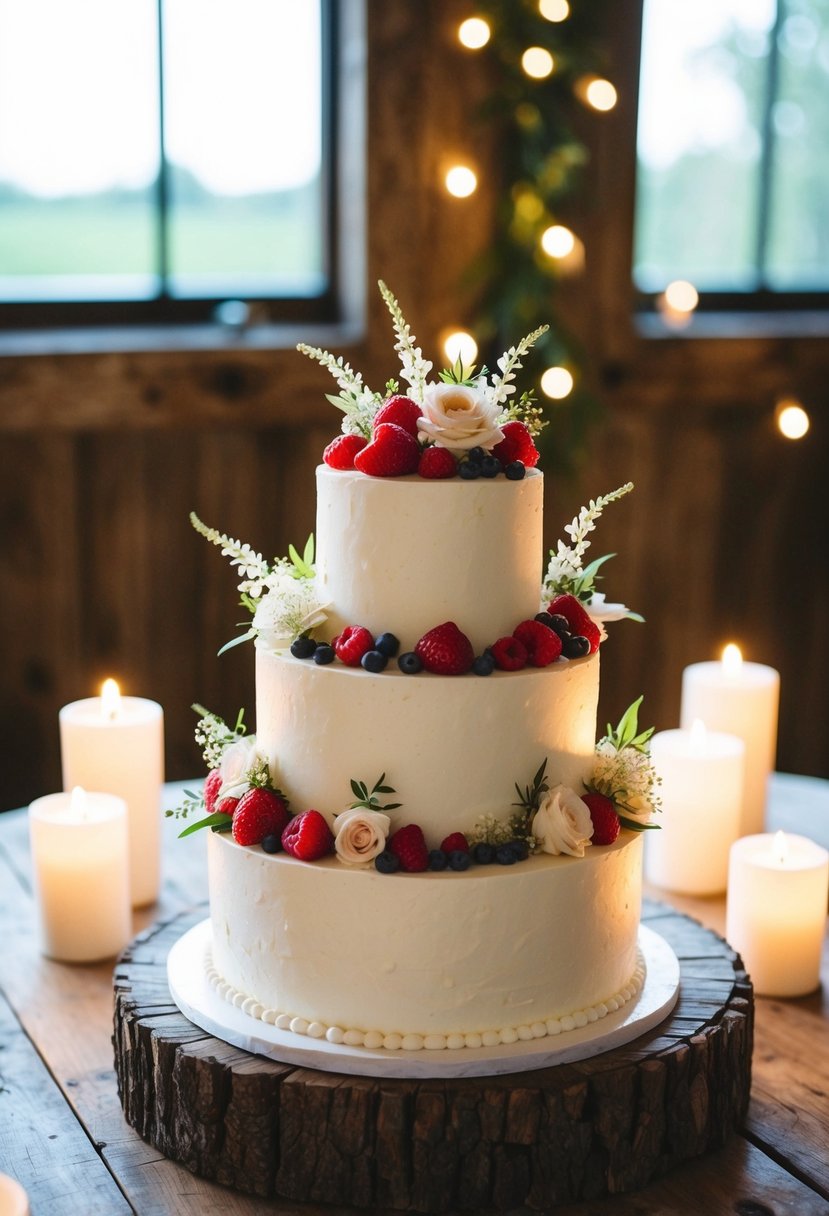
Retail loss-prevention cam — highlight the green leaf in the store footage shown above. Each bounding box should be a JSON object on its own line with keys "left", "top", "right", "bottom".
{"left": 617, "top": 816, "right": 660, "bottom": 832}
{"left": 303, "top": 534, "right": 315, "bottom": 565}
{"left": 382, "top": 802, "right": 402, "bottom": 811}
{"left": 217, "top": 629, "right": 256, "bottom": 656}
{"left": 288, "top": 544, "right": 314, "bottom": 580}
{"left": 178, "top": 811, "right": 234, "bottom": 839}
{"left": 350, "top": 779, "right": 364, "bottom": 800}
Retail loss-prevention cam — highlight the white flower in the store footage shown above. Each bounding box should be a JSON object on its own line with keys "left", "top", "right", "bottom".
{"left": 333, "top": 808, "right": 391, "bottom": 865}
{"left": 417, "top": 382, "right": 504, "bottom": 452}
{"left": 531, "top": 784, "right": 594, "bottom": 858}
{"left": 592, "top": 739, "right": 658, "bottom": 824}
{"left": 218, "top": 735, "right": 263, "bottom": 801}
{"left": 586, "top": 592, "right": 634, "bottom": 623}
{"left": 251, "top": 574, "right": 329, "bottom": 651}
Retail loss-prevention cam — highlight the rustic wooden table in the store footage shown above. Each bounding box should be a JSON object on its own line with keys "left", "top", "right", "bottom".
{"left": 1, "top": 774, "right": 827, "bottom": 1216}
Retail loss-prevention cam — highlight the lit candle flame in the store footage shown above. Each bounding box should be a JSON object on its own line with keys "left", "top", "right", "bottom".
{"left": 773, "top": 830, "right": 788, "bottom": 866}
{"left": 101, "top": 678, "right": 121, "bottom": 720}
{"left": 721, "top": 643, "right": 743, "bottom": 676}
{"left": 70, "top": 785, "right": 90, "bottom": 821}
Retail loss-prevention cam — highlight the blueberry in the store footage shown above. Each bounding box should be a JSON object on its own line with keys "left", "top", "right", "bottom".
{"left": 506, "top": 838, "right": 530, "bottom": 861}
{"left": 496, "top": 844, "right": 518, "bottom": 865}
{"left": 459, "top": 461, "right": 481, "bottom": 480}
{"left": 467, "top": 446, "right": 486, "bottom": 465}
{"left": 290, "top": 635, "right": 317, "bottom": 659}
{"left": 361, "top": 649, "right": 388, "bottom": 673}
{"left": 375, "top": 850, "right": 400, "bottom": 874}
{"left": 481, "top": 455, "right": 501, "bottom": 478}
{"left": 374, "top": 631, "right": 400, "bottom": 657}
{"left": 534, "top": 612, "right": 555, "bottom": 628}
{"left": 398, "top": 651, "right": 423, "bottom": 674}
{"left": 261, "top": 834, "right": 281, "bottom": 854}
{"left": 562, "top": 634, "right": 591, "bottom": 659}
{"left": 505, "top": 461, "right": 526, "bottom": 481}
{"left": 313, "top": 644, "right": 336, "bottom": 665}
{"left": 472, "top": 842, "right": 495, "bottom": 864}
{"left": 429, "top": 849, "right": 449, "bottom": 871}
{"left": 448, "top": 849, "right": 471, "bottom": 871}
{"left": 472, "top": 653, "right": 495, "bottom": 676}
{"left": 547, "top": 614, "right": 571, "bottom": 637}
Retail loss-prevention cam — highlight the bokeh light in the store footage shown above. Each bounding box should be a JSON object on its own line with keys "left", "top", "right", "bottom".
{"left": 445, "top": 165, "right": 478, "bottom": 197}
{"left": 458, "top": 17, "right": 491, "bottom": 49}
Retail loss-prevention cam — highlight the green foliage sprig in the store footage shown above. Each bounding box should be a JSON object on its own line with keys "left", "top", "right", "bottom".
{"left": 349, "top": 773, "right": 402, "bottom": 813}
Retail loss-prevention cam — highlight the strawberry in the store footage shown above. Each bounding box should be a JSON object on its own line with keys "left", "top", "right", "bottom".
{"left": 440, "top": 831, "right": 469, "bottom": 854}
{"left": 388, "top": 824, "right": 430, "bottom": 872}
{"left": 334, "top": 624, "right": 374, "bottom": 666}
{"left": 323, "top": 433, "right": 367, "bottom": 470}
{"left": 418, "top": 446, "right": 457, "bottom": 479}
{"left": 512, "top": 619, "right": 563, "bottom": 667}
{"left": 490, "top": 635, "right": 528, "bottom": 671}
{"left": 354, "top": 423, "right": 420, "bottom": 478}
{"left": 204, "top": 768, "right": 223, "bottom": 814}
{"left": 547, "top": 593, "right": 601, "bottom": 654}
{"left": 374, "top": 394, "right": 423, "bottom": 438}
{"left": 232, "top": 787, "right": 291, "bottom": 847}
{"left": 215, "top": 795, "right": 239, "bottom": 818}
{"left": 281, "top": 810, "right": 334, "bottom": 861}
{"left": 581, "top": 793, "right": 621, "bottom": 845}
{"left": 492, "top": 421, "right": 539, "bottom": 469}
{"left": 414, "top": 621, "right": 475, "bottom": 675}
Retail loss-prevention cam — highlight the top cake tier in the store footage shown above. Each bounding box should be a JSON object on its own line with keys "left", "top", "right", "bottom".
{"left": 315, "top": 466, "right": 544, "bottom": 652}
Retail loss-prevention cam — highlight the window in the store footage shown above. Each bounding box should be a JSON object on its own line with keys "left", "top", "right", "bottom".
{"left": 0, "top": 0, "right": 337, "bottom": 329}
{"left": 634, "top": 0, "right": 829, "bottom": 311}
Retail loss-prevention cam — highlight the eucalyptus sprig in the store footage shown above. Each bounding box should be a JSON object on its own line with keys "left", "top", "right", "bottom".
{"left": 349, "top": 773, "right": 402, "bottom": 813}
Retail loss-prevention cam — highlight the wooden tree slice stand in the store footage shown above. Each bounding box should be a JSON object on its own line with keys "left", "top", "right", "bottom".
{"left": 113, "top": 899, "right": 753, "bottom": 1212}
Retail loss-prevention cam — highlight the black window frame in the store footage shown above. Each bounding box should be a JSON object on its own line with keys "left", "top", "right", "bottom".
{"left": 633, "top": 0, "right": 829, "bottom": 320}
{"left": 0, "top": 0, "right": 340, "bottom": 332}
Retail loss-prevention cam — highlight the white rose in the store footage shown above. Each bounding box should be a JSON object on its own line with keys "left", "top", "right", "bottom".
{"left": 417, "top": 382, "right": 504, "bottom": 452}
{"left": 531, "top": 784, "right": 594, "bottom": 858}
{"left": 334, "top": 809, "right": 391, "bottom": 865}
{"left": 218, "top": 735, "right": 262, "bottom": 802}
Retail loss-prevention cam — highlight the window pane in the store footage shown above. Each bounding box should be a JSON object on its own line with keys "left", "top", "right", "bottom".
{"left": 634, "top": 0, "right": 775, "bottom": 293}
{"left": 766, "top": 0, "right": 829, "bottom": 288}
{"left": 162, "top": 0, "right": 325, "bottom": 299}
{"left": 0, "top": 0, "right": 159, "bottom": 301}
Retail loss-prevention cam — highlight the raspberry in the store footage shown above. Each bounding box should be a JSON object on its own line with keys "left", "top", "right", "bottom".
{"left": 334, "top": 624, "right": 374, "bottom": 666}
{"left": 232, "top": 787, "right": 291, "bottom": 847}
{"left": 512, "top": 619, "right": 563, "bottom": 667}
{"left": 581, "top": 793, "right": 621, "bottom": 845}
{"left": 440, "top": 832, "right": 469, "bottom": 854}
{"left": 547, "top": 593, "right": 602, "bottom": 654}
{"left": 414, "top": 621, "right": 475, "bottom": 675}
{"left": 354, "top": 423, "right": 420, "bottom": 477}
{"left": 281, "top": 809, "right": 335, "bottom": 861}
{"left": 492, "top": 421, "right": 539, "bottom": 469}
{"left": 215, "top": 796, "right": 239, "bottom": 818}
{"left": 204, "top": 768, "right": 223, "bottom": 814}
{"left": 388, "top": 824, "right": 430, "bottom": 872}
{"left": 373, "top": 394, "right": 423, "bottom": 438}
{"left": 323, "top": 433, "right": 368, "bottom": 470}
{"left": 417, "top": 446, "right": 457, "bottom": 479}
{"left": 490, "top": 635, "right": 528, "bottom": 671}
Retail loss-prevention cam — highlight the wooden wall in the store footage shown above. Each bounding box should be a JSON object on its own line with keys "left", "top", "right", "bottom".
{"left": 1, "top": 1, "right": 827, "bottom": 812}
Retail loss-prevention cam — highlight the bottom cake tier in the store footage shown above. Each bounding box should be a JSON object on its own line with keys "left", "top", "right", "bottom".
{"left": 207, "top": 830, "right": 644, "bottom": 1048}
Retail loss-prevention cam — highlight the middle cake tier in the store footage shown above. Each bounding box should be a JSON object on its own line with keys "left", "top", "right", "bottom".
{"left": 255, "top": 648, "right": 599, "bottom": 841}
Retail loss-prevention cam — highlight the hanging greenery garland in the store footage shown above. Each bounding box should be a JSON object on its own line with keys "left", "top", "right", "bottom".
{"left": 455, "top": 0, "right": 615, "bottom": 471}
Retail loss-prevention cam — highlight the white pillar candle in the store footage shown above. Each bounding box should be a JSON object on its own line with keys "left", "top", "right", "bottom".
{"left": 0, "top": 1175, "right": 29, "bottom": 1216}
{"left": 645, "top": 722, "right": 745, "bottom": 895}
{"left": 726, "top": 831, "right": 829, "bottom": 997}
{"left": 29, "top": 788, "right": 132, "bottom": 963}
{"left": 59, "top": 680, "right": 164, "bottom": 907}
{"left": 680, "top": 645, "right": 779, "bottom": 836}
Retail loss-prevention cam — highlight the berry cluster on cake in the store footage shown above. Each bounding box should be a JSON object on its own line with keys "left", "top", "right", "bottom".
{"left": 173, "top": 283, "right": 660, "bottom": 1057}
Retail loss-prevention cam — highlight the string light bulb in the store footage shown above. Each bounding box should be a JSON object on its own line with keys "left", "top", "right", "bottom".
{"left": 541, "top": 224, "right": 575, "bottom": 258}
{"left": 575, "top": 75, "right": 618, "bottom": 111}
{"left": 775, "top": 398, "right": 810, "bottom": 440}
{"left": 657, "top": 279, "right": 698, "bottom": 327}
{"left": 541, "top": 366, "right": 574, "bottom": 399}
{"left": 539, "top": 0, "right": 570, "bottom": 21}
{"left": 521, "top": 47, "right": 555, "bottom": 79}
{"left": 445, "top": 165, "right": 478, "bottom": 198}
{"left": 458, "top": 17, "right": 491, "bottom": 49}
{"left": 442, "top": 329, "right": 478, "bottom": 369}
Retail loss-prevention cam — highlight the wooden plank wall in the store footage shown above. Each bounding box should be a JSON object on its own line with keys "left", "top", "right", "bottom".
{"left": 1, "top": 0, "right": 827, "bottom": 811}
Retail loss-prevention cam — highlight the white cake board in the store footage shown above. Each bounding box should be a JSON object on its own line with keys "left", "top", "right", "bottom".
{"left": 167, "top": 920, "right": 680, "bottom": 1080}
